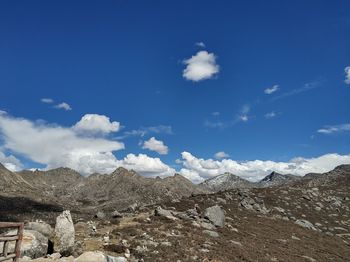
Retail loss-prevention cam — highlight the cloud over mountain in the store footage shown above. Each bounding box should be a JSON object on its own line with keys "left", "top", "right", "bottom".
{"left": 0, "top": 113, "right": 124, "bottom": 174}
{"left": 179, "top": 151, "right": 350, "bottom": 183}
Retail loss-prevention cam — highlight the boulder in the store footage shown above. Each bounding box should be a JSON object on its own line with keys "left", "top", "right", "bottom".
{"left": 295, "top": 219, "right": 317, "bottom": 231}
{"left": 203, "top": 205, "right": 225, "bottom": 227}
{"left": 25, "top": 221, "right": 54, "bottom": 239}
{"left": 0, "top": 229, "right": 48, "bottom": 259}
{"left": 75, "top": 251, "right": 106, "bottom": 262}
{"left": 154, "top": 206, "right": 178, "bottom": 220}
{"left": 202, "top": 230, "right": 219, "bottom": 238}
{"left": 54, "top": 210, "right": 75, "bottom": 256}
{"left": 111, "top": 210, "right": 123, "bottom": 218}
{"left": 95, "top": 211, "right": 106, "bottom": 219}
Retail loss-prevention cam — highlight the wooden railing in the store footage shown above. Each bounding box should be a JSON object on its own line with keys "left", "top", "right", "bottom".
{"left": 0, "top": 223, "right": 24, "bottom": 262}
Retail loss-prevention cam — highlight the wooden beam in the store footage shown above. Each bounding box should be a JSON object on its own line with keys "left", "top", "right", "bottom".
{"left": 0, "top": 253, "right": 16, "bottom": 262}
{"left": 0, "top": 236, "right": 19, "bottom": 241}
{"left": 14, "top": 223, "right": 23, "bottom": 262}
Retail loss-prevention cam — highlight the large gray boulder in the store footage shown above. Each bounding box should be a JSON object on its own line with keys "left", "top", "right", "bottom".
{"left": 54, "top": 210, "right": 75, "bottom": 256}
{"left": 203, "top": 205, "right": 225, "bottom": 227}
{"left": 25, "top": 221, "right": 53, "bottom": 239}
{"left": 0, "top": 229, "right": 48, "bottom": 258}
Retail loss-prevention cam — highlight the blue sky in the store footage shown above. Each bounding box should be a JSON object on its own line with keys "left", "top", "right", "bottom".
{"left": 0, "top": 1, "right": 349, "bottom": 182}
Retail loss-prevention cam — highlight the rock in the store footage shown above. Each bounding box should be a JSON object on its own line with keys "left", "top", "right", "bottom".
{"left": 54, "top": 210, "right": 75, "bottom": 256}
{"left": 0, "top": 229, "right": 48, "bottom": 259}
{"left": 239, "top": 194, "right": 269, "bottom": 214}
{"left": 229, "top": 240, "right": 242, "bottom": 247}
{"left": 295, "top": 219, "right": 317, "bottom": 231}
{"left": 203, "top": 205, "right": 225, "bottom": 227}
{"left": 127, "top": 203, "right": 138, "bottom": 212}
{"left": 200, "top": 221, "right": 216, "bottom": 230}
{"left": 154, "top": 206, "right": 178, "bottom": 220}
{"left": 111, "top": 210, "right": 123, "bottom": 218}
{"left": 216, "top": 197, "right": 227, "bottom": 204}
{"left": 25, "top": 221, "right": 54, "bottom": 239}
{"left": 95, "top": 211, "right": 106, "bottom": 219}
{"left": 75, "top": 251, "right": 107, "bottom": 262}
{"left": 202, "top": 230, "right": 219, "bottom": 238}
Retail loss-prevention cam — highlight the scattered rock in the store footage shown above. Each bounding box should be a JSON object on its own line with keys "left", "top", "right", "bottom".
{"left": 203, "top": 205, "right": 225, "bottom": 227}
{"left": 295, "top": 219, "right": 317, "bottom": 231}
{"left": 202, "top": 230, "right": 219, "bottom": 238}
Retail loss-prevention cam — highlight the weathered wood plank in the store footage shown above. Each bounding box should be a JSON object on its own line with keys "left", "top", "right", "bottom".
{"left": 3, "top": 240, "right": 9, "bottom": 257}
{"left": 0, "top": 236, "right": 19, "bottom": 241}
{"left": 0, "top": 253, "right": 16, "bottom": 262}
{"left": 14, "top": 223, "right": 23, "bottom": 262}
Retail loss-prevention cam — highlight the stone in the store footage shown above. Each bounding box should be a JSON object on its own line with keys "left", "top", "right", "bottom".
{"left": 295, "top": 219, "right": 317, "bottom": 231}
{"left": 25, "top": 221, "right": 54, "bottom": 239}
{"left": 203, "top": 205, "right": 225, "bottom": 227}
{"left": 54, "top": 210, "right": 75, "bottom": 256}
{"left": 95, "top": 211, "right": 106, "bottom": 219}
{"left": 0, "top": 229, "right": 48, "bottom": 259}
{"left": 75, "top": 251, "right": 107, "bottom": 262}
{"left": 202, "top": 230, "right": 219, "bottom": 238}
{"left": 111, "top": 210, "right": 123, "bottom": 218}
{"left": 154, "top": 206, "right": 178, "bottom": 220}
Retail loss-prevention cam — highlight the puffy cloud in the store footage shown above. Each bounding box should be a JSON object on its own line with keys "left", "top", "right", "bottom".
{"left": 264, "top": 85, "right": 279, "bottom": 94}
{"left": 265, "top": 111, "right": 276, "bottom": 119}
{"left": 73, "top": 114, "right": 120, "bottom": 134}
{"left": 0, "top": 113, "right": 124, "bottom": 175}
{"left": 345, "top": 66, "right": 350, "bottom": 84}
{"left": 183, "top": 51, "right": 219, "bottom": 82}
{"left": 41, "top": 98, "right": 54, "bottom": 104}
{"left": 214, "top": 151, "right": 229, "bottom": 159}
{"left": 179, "top": 151, "right": 350, "bottom": 183}
{"left": 54, "top": 102, "right": 72, "bottom": 111}
{"left": 317, "top": 123, "right": 350, "bottom": 134}
{"left": 117, "top": 153, "right": 175, "bottom": 178}
{"left": 142, "top": 137, "right": 169, "bottom": 155}
{"left": 0, "top": 151, "right": 23, "bottom": 171}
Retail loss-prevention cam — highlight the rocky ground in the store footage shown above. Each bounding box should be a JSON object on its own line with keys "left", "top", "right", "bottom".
{"left": 1, "top": 165, "right": 350, "bottom": 261}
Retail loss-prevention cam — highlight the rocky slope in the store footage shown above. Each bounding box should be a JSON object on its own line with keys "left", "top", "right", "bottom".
{"left": 258, "top": 171, "right": 301, "bottom": 187}
{"left": 4, "top": 164, "right": 349, "bottom": 262}
{"left": 199, "top": 172, "right": 255, "bottom": 192}
{"left": 0, "top": 166, "right": 207, "bottom": 215}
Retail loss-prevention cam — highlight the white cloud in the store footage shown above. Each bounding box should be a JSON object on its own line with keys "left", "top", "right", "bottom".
{"left": 179, "top": 151, "right": 350, "bottom": 183}
{"left": 142, "top": 137, "right": 169, "bottom": 155}
{"left": 271, "top": 81, "right": 319, "bottom": 101}
{"left": 264, "top": 85, "right": 279, "bottom": 94}
{"left": 195, "top": 42, "right": 206, "bottom": 48}
{"left": 265, "top": 111, "right": 276, "bottom": 119}
{"left": 211, "top": 112, "right": 220, "bottom": 116}
{"left": 183, "top": 51, "right": 219, "bottom": 82}
{"left": 0, "top": 151, "right": 23, "bottom": 172}
{"left": 238, "top": 104, "right": 251, "bottom": 122}
{"left": 54, "top": 102, "right": 72, "bottom": 111}
{"left": 317, "top": 123, "right": 350, "bottom": 134}
{"left": 214, "top": 151, "right": 229, "bottom": 159}
{"left": 0, "top": 113, "right": 124, "bottom": 175}
{"left": 117, "top": 153, "right": 175, "bottom": 178}
{"left": 41, "top": 98, "right": 54, "bottom": 104}
{"left": 73, "top": 114, "right": 120, "bottom": 134}
{"left": 345, "top": 66, "right": 350, "bottom": 84}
